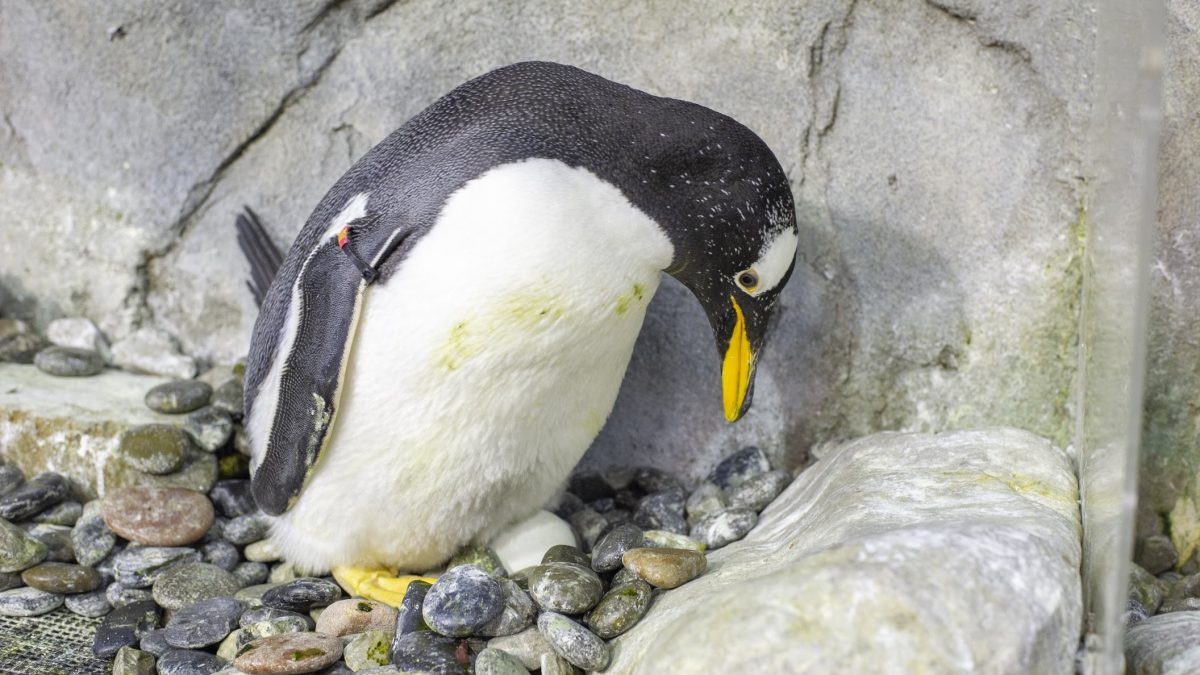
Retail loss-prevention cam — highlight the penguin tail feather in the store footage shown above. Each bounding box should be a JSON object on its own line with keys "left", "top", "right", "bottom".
{"left": 235, "top": 206, "right": 283, "bottom": 307}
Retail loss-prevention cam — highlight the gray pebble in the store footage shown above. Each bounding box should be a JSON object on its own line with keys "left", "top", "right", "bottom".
{"left": 394, "top": 579, "right": 431, "bottom": 638}
{"left": 707, "top": 446, "right": 771, "bottom": 490}
{"left": 0, "top": 516, "right": 47, "bottom": 572}
{"left": 202, "top": 539, "right": 240, "bottom": 571}
{"left": 157, "top": 648, "right": 224, "bottom": 675}
{"left": 241, "top": 605, "right": 314, "bottom": 629}
{"left": 1158, "top": 597, "right": 1200, "bottom": 613}
{"left": 112, "top": 645, "right": 156, "bottom": 675}
{"left": 475, "top": 647, "right": 532, "bottom": 675}
{"left": 165, "top": 595, "right": 246, "bottom": 648}
{"left": 586, "top": 578, "right": 652, "bottom": 638}
{"left": 34, "top": 345, "right": 104, "bottom": 376}
{"left": 24, "top": 523, "right": 75, "bottom": 562}
{"left": 65, "top": 586, "right": 113, "bottom": 617}
{"left": 223, "top": 512, "right": 270, "bottom": 545}
{"left": 0, "top": 585, "right": 64, "bottom": 616}
{"left": 0, "top": 471, "right": 69, "bottom": 521}
{"left": 567, "top": 472, "right": 613, "bottom": 502}
{"left": 726, "top": 469, "right": 791, "bottom": 512}
{"left": 261, "top": 576, "right": 342, "bottom": 612}
{"left": 138, "top": 627, "right": 172, "bottom": 657}
{"left": 478, "top": 577, "right": 536, "bottom": 637}
{"left": 152, "top": 561, "right": 241, "bottom": 610}
{"left": 211, "top": 379, "right": 244, "bottom": 417}
{"left": 232, "top": 561, "right": 270, "bottom": 587}
{"left": 590, "top": 523, "right": 644, "bottom": 572}
{"left": 633, "top": 466, "right": 685, "bottom": 495}
{"left": 234, "top": 582, "right": 280, "bottom": 608}
{"left": 32, "top": 499, "right": 82, "bottom": 526}
{"left": 549, "top": 492, "right": 585, "bottom": 520}
{"left": 116, "top": 424, "right": 189, "bottom": 475}
{"left": 112, "top": 545, "right": 201, "bottom": 588}
{"left": 93, "top": 599, "right": 161, "bottom": 658}
{"left": 422, "top": 564, "right": 504, "bottom": 637}
{"left": 487, "top": 627, "right": 555, "bottom": 671}
{"left": 526, "top": 562, "right": 603, "bottom": 614}
{"left": 0, "top": 571, "right": 21, "bottom": 591}
{"left": 1137, "top": 534, "right": 1179, "bottom": 576}
{"left": 633, "top": 491, "right": 688, "bottom": 534}
{"left": 107, "top": 582, "right": 155, "bottom": 608}
{"left": 567, "top": 508, "right": 608, "bottom": 552}
{"left": 447, "top": 546, "right": 506, "bottom": 576}
{"left": 73, "top": 500, "right": 117, "bottom": 566}
{"left": 391, "top": 630, "right": 469, "bottom": 673}
{"left": 208, "top": 480, "right": 256, "bottom": 518}
{"left": 0, "top": 464, "right": 25, "bottom": 497}
{"left": 691, "top": 507, "right": 758, "bottom": 549}
{"left": 537, "top": 611, "right": 609, "bottom": 671}
{"left": 541, "top": 544, "right": 590, "bottom": 568}
{"left": 145, "top": 380, "right": 213, "bottom": 414}
{"left": 184, "top": 406, "right": 234, "bottom": 452}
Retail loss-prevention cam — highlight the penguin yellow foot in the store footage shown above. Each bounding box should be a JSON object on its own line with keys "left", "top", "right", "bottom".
{"left": 331, "top": 566, "right": 437, "bottom": 607}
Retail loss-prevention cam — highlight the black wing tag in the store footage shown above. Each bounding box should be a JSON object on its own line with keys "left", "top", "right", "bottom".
{"left": 251, "top": 212, "right": 408, "bottom": 515}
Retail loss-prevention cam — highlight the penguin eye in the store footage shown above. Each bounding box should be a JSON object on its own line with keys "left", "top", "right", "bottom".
{"left": 736, "top": 269, "right": 760, "bottom": 294}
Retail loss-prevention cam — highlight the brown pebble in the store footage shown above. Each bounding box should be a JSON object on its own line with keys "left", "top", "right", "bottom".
{"left": 621, "top": 547, "right": 707, "bottom": 589}
{"left": 21, "top": 562, "right": 102, "bottom": 593}
{"left": 314, "top": 598, "right": 398, "bottom": 636}
{"left": 101, "top": 486, "right": 214, "bottom": 546}
{"left": 233, "top": 632, "right": 343, "bottom": 674}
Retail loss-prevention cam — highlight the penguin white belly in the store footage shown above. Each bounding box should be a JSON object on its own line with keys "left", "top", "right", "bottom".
{"left": 267, "top": 159, "right": 673, "bottom": 572}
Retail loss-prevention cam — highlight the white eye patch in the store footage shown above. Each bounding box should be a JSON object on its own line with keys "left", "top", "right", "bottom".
{"left": 734, "top": 228, "right": 798, "bottom": 296}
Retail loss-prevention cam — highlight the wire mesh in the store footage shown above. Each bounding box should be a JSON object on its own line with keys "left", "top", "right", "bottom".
{"left": 0, "top": 609, "right": 109, "bottom": 675}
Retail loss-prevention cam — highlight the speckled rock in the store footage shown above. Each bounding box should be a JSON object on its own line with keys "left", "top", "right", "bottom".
{"left": 447, "top": 546, "right": 506, "bottom": 576}
{"left": 390, "top": 630, "right": 469, "bottom": 674}
{"left": 394, "top": 579, "right": 430, "bottom": 637}
{"left": 487, "top": 627, "right": 555, "bottom": 671}
{"left": 211, "top": 379, "right": 245, "bottom": 417}
{"left": 0, "top": 517, "right": 47, "bottom": 572}
{"left": 541, "top": 544, "right": 590, "bottom": 568}
{"left": 537, "top": 612, "right": 609, "bottom": 671}
{"left": 0, "top": 585, "right": 64, "bottom": 616}
{"left": 422, "top": 564, "right": 504, "bottom": 637}
{"left": 475, "top": 647, "right": 532, "bottom": 675}
{"left": 478, "top": 577, "right": 537, "bottom": 637}
{"left": 622, "top": 548, "right": 706, "bottom": 589}
{"left": 1136, "top": 534, "right": 1180, "bottom": 576}
{"left": 261, "top": 577, "right": 342, "bottom": 613}
{"left": 209, "top": 480, "right": 257, "bottom": 518}
{"left": 233, "top": 562, "right": 270, "bottom": 588}
{"left": 24, "top": 522, "right": 74, "bottom": 562}
{"left": 112, "top": 645, "right": 156, "bottom": 675}
{"left": 1125, "top": 611, "right": 1200, "bottom": 674}
{"left": 34, "top": 345, "right": 104, "bottom": 377}
{"left": 591, "top": 523, "right": 644, "bottom": 573}
{"left": 203, "top": 539, "right": 241, "bottom": 571}
{"left": 224, "top": 512, "right": 271, "bottom": 545}
{"left": 72, "top": 500, "right": 117, "bottom": 566}
{"left": 527, "top": 563, "right": 604, "bottom": 614}
{"left": 241, "top": 606, "right": 315, "bottom": 629}
{"left": 233, "top": 632, "right": 343, "bottom": 674}
{"left": 165, "top": 595, "right": 246, "bottom": 648}
{"left": 490, "top": 510, "right": 577, "bottom": 574}
{"left": 567, "top": 508, "right": 608, "bottom": 552}
{"left": 1129, "top": 564, "right": 1167, "bottom": 614}
{"left": 21, "top": 561, "right": 103, "bottom": 593}
{"left": 315, "top": 598, "right": 397, "bottom": 636}
{"left": 107, "top": 582, "right": 155, "bottom": 608}
{"left": 116, "top": 424, "right": 190, "bottom": 475}
{"left": 707, "top": 447, "right": 771, "bottom": 490}
{"left": 1159, "top": 597, "right": 1200, "bottom": 614}
{"left": 93, "top": 600, "right": 162, "bottom": 658}
{"left": 152, "top": 561, "right": 241, "bottom": 610}
{"left": 145, "top": 380, "right": 212, "bottom": 414}
{"left": 344, "top": 629, "right": 392, "bottom": 670}
{"left": 726, "top": 470, "right": 791, "bottom": 512}
{"left": 586, "top": 578, "right": 652, "bottom": 639}
{"left": 102, "top": 486, "right": 214, "bottom": 546}
{"left": 184, "top": 406, "right": 234, "bottom": 452}
{"left": 689, "top": 508, "right": 757, "bottom": 550}
{"left": 138, "top": 628, "right": 172, "bottom": 657}
{"left": 65, "top": 586, "right": 112, "bottom": 617}
{"left": 0, "top": 471, "right": 69, "bottom": 521}
{"left": 685, "top": 483, "right": 728, "bottom": 527}
{"left": 244, "top": 537, "right": 281, "bottom": 562}
{"left": 157, "top": 649, "right": 224, "bottom": 675}
{"left": 32, "top": 499, "right": 82, "bottom": 526}
{"left": 235, "top": 582, "right": 280, "bottom": 608}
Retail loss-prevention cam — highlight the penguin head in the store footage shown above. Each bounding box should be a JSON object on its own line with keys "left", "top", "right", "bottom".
{"left": 640, "top": 112, "right": 798, "bottom": 422}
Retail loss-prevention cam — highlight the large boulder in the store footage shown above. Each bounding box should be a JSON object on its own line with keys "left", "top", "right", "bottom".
{"left": 607, "top": 429, "right": 1082, "bottom": 674}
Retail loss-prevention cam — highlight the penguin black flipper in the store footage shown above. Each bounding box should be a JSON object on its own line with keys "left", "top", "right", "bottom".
{"left": 235, "top": 207, "right": 283, "bottom": 308}
{"left": 249, "top": 210, "right": 409, "bottom": 515}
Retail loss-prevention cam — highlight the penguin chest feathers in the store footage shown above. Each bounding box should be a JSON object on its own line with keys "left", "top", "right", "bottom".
{"left": 268, "top": 158, "right": 674, "bottom": 571}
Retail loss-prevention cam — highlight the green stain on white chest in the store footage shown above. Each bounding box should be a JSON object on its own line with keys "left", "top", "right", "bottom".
{"left": 433, "top": 288, "right": 573, "bottom": 372}
{"left": 614, "top": 282, "right": 646, "bottom": 315}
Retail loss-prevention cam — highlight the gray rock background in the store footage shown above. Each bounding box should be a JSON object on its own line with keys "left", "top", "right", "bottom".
{"left": 0, "top": 0, "right": 1100, "bottom": 481}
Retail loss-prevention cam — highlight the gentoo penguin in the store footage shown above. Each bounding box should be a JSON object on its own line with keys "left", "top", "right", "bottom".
{"left": 243, "top": 61, "right": 798, "bottom": 603}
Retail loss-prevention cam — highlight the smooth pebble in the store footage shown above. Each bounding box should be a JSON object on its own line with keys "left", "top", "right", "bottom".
{"left": 537, "top": 611, "right": 609, "bottom": 671}
{"left": 316, "top": 598, "right": 397, "bottom": 636}
{"left": 586, "top": 578, "right": 653, "bottom": 638}
{"left": 527, "top": 562, "right": 604, "bottom": 614}
{"left": 152, "top": 561, "right": 241, "bottom": 610}
{"left": 233, "top": 631, "right": 343, "bottom": 674}
{"left": 0, "top": 585, "right": 64, "bottom": 616}
{"left": 34, "top": 345, "right": 104, "bottom": 376}
{"left": 145, "top": 380, "right": 213, "bottom": 414}
{"left": 422, "top": 564, "right": 504, "bottom": 637}
{"left": 690, "top": 507, "right": 758, "bottom": 549}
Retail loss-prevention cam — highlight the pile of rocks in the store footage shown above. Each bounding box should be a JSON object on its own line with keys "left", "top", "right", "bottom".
{"left": 1124, "top": 551, "right": 1200, "bottom": 672}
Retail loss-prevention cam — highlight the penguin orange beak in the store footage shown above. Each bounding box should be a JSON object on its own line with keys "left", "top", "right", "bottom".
{"left": 721, "top": 296, "right": 756, "bottom": 422}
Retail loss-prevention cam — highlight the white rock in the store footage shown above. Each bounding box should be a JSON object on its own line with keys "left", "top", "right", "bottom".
{"left": 606, "top": 429, "right": 1082, "bottom": 674}
{"left": 110, "top": 327, "right": 196, "bottom": 379}
{"left": 489, "top": 510, "right": 576, "bottom": 574}
{"left": 46, "top": 318, "right": 110, "bottom": 361}
{"left": 1125, "top": 611, "right": 1200, "bottom": 674}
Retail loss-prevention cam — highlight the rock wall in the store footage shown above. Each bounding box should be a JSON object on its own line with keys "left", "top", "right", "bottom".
{"left": 0, "top": 0, "right": 1096, "bottom": 478}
